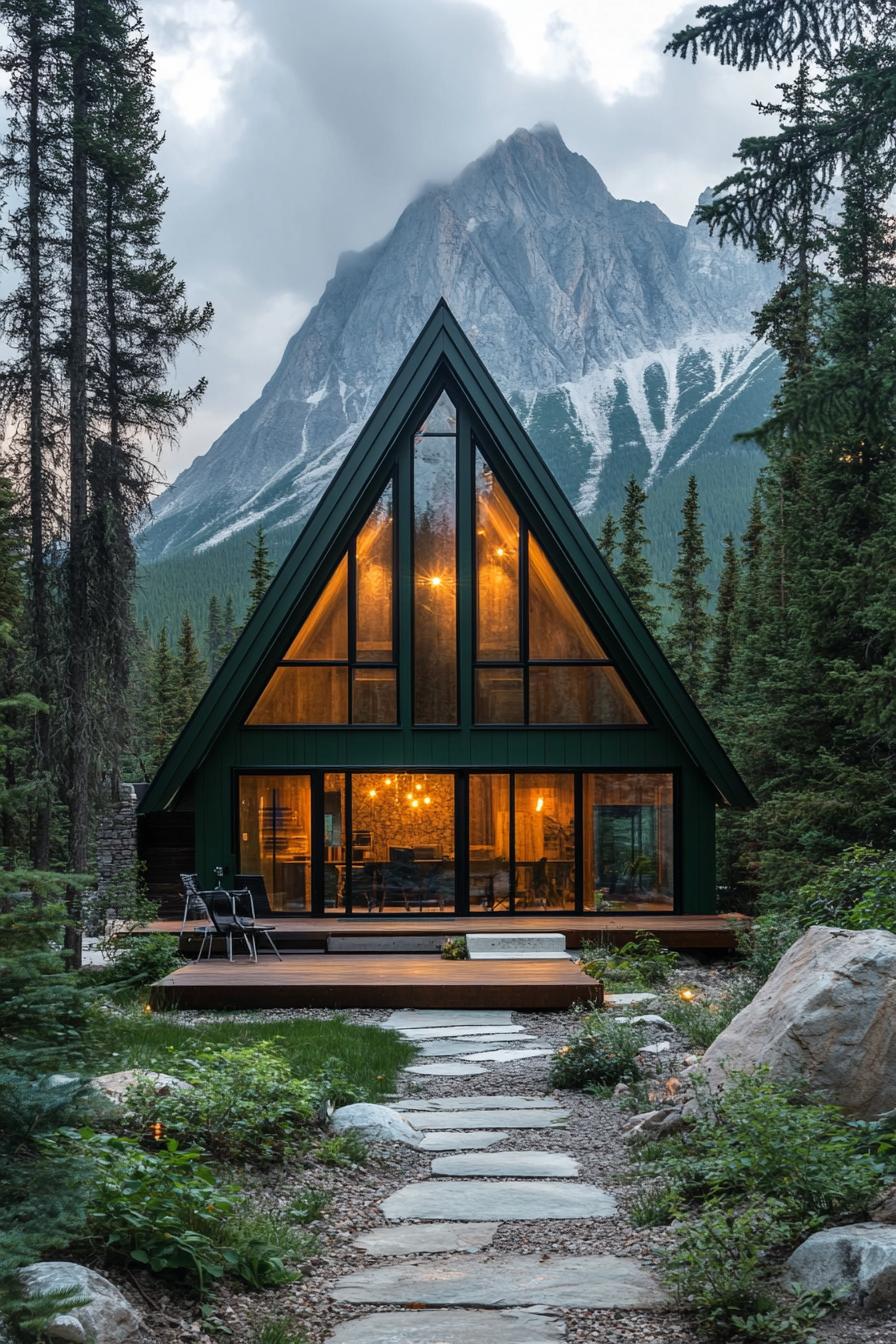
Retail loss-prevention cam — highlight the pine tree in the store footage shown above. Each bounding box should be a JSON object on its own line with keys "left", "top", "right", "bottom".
{"left": 220, "top": 594, "right": 237, "bottom": 660}
{"left": 708, "top": 533, "right": 739, "bottom": 700}
{"left": 148, "top": 627, "right": 178, "bottom": 771}
{"left": 82, "top": 0, "right": 211, "bottom": 795}
{"left": 0, "top": 0, "right": 69, "bottom": 869}
{"left": 175, "top": 613, "right": 205, "bottom": 725}
{"left": 665, "top": 476, "right": 711, "bottom": 697}
{"left": 597, "top": 513, "right": 618, "bottom": 570}
{"left": 246, "top": 526, "right": 272, "bottom": 618}
{"left": 205, "top": 595, "right": 223, "bottom": 676}
{"left": 616, "top": 477, "right": 660, "bottom": 634}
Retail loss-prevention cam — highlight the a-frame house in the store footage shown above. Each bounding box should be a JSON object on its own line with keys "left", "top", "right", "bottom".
{"left": 139, "top": 301, "right": 752, "bottom": 922}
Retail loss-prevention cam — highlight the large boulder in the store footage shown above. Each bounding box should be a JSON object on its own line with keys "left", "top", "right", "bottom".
{"left": 695, "top": 926, "right": 896, "bottom": 1118}
{"left": 19, "top": 1263, "right": 142, "bottom": 1342}
{"left": 787, "top": 1224, "right": 896, "bottom": 1307}
{"left": 331, "top": 1103, "right": 422, "bottom": 1147}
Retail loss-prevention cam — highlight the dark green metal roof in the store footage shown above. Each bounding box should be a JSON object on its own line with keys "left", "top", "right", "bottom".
{"left": 140, "top": 300, "right": 754, "bottom": 813}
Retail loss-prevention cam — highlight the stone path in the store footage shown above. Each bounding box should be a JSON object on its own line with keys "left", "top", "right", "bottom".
{"left": 324, "top": 1008, "right": 670, "bottom": 1343}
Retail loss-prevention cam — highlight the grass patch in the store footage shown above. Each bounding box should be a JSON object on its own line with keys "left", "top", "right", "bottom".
{"left": 86, "top": 1009, "right": 415, "bottom": 1100}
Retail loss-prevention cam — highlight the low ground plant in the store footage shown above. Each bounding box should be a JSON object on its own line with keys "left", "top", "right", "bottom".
{"left": 125, "top": 1041, "right": 321, "bottom": 1164}
{"left": 62, "top": 1130, "right": 304, "bottom": 1294}
{"left": 549, "top": 1014, "right": 645, "bottom": 1090}
{"left": 314, "top": 1132, "right": 367, "bottom": 1167}
{"left": 663, "top": 1197, "right": 842, "bottom": 1341}
{"left": 580, "top": 932, "right": 677, "bottom": 990}
{"left": 631, "top": 1071, "right": 889, "bottom": 1341}
{"left": 659, "top": 980, "right": 754, "bottom": 1049}
{"left": 252, "top": 1320, "right": 309, "bottom": 1344}
{"left": 98, "top": 933, "right": 184, "bottom": 993}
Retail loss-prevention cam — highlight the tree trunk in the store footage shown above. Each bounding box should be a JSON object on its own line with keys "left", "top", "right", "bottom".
{"left": 66, "top": 0, "right": 90, "bottom": 967}
{"left": 27, "top": 8, "right": 51, "bottom": 871}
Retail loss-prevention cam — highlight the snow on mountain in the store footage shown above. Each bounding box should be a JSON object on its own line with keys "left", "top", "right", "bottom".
{"left": 138, "top": 123, "right": 777, "bottom": 571}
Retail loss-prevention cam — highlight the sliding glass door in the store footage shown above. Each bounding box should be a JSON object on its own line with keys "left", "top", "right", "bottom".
{"left": 236, "top": 769, "right": 675, "bottom": 914}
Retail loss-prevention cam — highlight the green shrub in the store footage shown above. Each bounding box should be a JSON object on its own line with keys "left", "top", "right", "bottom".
{"left": 0, "top": 899, "right": 90, "bottom": 1070}
{"left": 663, "top": 1197, "right": 841, "bottom": 1341}
{"left": 125, "top": 1041, "right": 320, "bottom": 1164}
{"left": 441, "top": 936, "right": 468, "bottom": 960}
{"left": 549, "top": 1015, "right": 645, "bottom": 1090}
{"left": 659, "top": 981, "right": 754, "bottom": 1048}
{"left": 640, "top": 1071, "right": 884, "bottom": 1221}
{"left": 314, "top": 1132, "right": 367, "bottom": 1167}
{"left": 100, "top": 933, "right": 183, "bottom": 992}
{"left": 580, "top": 932, "right": 678, "bottom": 990}
{"left": 736, "top": 914, "right": 804, "bottom": 987}
{"left": 64, "top": 1130, "right": 302, "bottom": 1294}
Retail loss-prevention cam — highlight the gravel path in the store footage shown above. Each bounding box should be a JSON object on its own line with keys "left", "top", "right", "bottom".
{"left": 134, "top": 997, "right": 896, "bottom": 1343}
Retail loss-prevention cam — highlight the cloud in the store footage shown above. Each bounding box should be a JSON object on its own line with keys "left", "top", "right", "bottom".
{"left": 142, "top": 0, "right": 776, "bottom": 482}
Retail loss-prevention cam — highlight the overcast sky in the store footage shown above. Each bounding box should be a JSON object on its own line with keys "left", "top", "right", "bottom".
{"left": 144, "top": 0, "right": 775, "bottom": 481}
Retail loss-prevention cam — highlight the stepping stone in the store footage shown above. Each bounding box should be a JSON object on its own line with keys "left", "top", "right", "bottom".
{"left": 396, "top": 1025, "right": 529, "bottom": 1040}
{"left": 638, "top": 1041, "right": 671, "bottom": 1055}
{"left": 405, "top": 1062, "right": 486, "bottom": 1077}
{"left": 461, "top": 1048, "right": 553, "bottom": 1062}
{"left": 382, "top": 1010, "right": 515, "bottom": 1029}
{"left": 332, "top": 1252, "right": 667, "bottom": 1308}
{"left": 406, "top": 1109, "right": 567, "bottom": 1130}
{"left": 605, "top": 993, "right": 658, "bottom": 1006}
{"left": 325, "top": 1307, "right": 566, "bottom": 1343}
{"left": 398, "top": 1095, "right": 558, "bottom": 1111}
{"left": 614, "top": 1014, "right": 672, "bottom": 1027}
{"left": 354, "top": 1222, "right": 499, "bottom": 1256}
{"left": 431, "top": 1151, "right": 579, "bottom": 1178}
{"left": 416, "top": 1036, "right": 536, "bottom": 1057}
{"left": 417, "top": 1131, "right": 508, "bottom": 1151}
{"left": 381, "top": 1180, "right": 615, "bottom": 1221}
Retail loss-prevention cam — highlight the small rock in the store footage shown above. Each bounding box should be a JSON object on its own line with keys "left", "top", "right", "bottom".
{"left": 612, "top": 1083, "right": 631, "bottom": 1098}
{"left": 19, "top": 1262, "right": 142, "bottom": 1343}
{"left": 682, "top": 1053, "right": 701, "bottom": 1066}
{"left": 870, "top": 1183, "right": 896, "bottom": 1224}
{"left": 787, "top": 1223, "right": 896, "bottom": 1307}
{"left": 637, "top": 1041, "right": 671, "bottom": 1055}
{"left": 91, "top": 1069, "right": 188, "bottom": 1105}
{"left": 330, "top": 1102, "right": 422, "bottom": 1147}
{"left": 623, "top": 1108, "right": 686, "bottom": 1143}
{"left": 613, "top": 1015, "right": 673, "bottom": 1028}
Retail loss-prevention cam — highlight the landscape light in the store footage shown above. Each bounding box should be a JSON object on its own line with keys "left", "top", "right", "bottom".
{"left": 677, "top": 986, "right": 697, "bottom": 1002}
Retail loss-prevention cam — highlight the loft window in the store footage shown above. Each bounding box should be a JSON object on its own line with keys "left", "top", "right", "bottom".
{"left": 246, "top": 482, "right": 396, "bottom": 726}
{"left": 474, "top": 446, "right": 646, "bottom": 726}
{"left": 414, "top": 391, "right": 458, "bottom": 724}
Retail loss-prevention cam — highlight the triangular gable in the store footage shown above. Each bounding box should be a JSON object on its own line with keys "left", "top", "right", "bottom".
{"left": 140, "top": 300, "right": 754, "bottom": 812}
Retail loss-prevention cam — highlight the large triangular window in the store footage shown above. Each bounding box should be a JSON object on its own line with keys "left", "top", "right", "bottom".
{"left": 246, "top": 482, "right": 396, "bottom": 725}
{"left": 474, "top": 447, "right": 645, "bottom": 726}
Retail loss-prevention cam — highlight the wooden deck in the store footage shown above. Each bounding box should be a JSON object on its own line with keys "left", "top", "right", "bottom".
{"left": 143, "top": 912, "right": 746, "bottom": 951}
{"left": 149, "top": 953, "right": 603, "bottom": 1011}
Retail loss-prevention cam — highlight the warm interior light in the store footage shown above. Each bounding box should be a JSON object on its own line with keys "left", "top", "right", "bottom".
{"left": 367, "top": 788, "right": 377, "bottom": 799}
{"left": 429, "top": 575, "right": 442, "bottom": 587}
{"left": 495, "top": 546, "right": 505, "bottom": 558}
{"left": 415, "top": 783, "right": 423, "bottom": 791}
{"left": 535, "top": 796, "right": 544, "bottom": 813}
{"left": 411, "top": 799, "right": 420, "bottom": 809}
{"left": 384, "top": 777, "right": 392, "bottom": 785}
{"left": 423, "top": 795, "right": 431, "bottom": 805}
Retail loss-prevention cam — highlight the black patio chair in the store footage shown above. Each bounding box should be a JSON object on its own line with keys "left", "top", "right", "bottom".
{"left": 178, "top": 874, "right": 215, "bottom": 957}
{"left": 234, "top": 873, "right": 274, "bottom": 919}
{"left": 228, "top": 886, "right": 282, "bottom": 960}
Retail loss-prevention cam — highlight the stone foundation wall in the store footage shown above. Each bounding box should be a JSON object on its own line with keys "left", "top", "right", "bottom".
{"left": 95, "top": 782, "right": 138, "bottom": 908}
